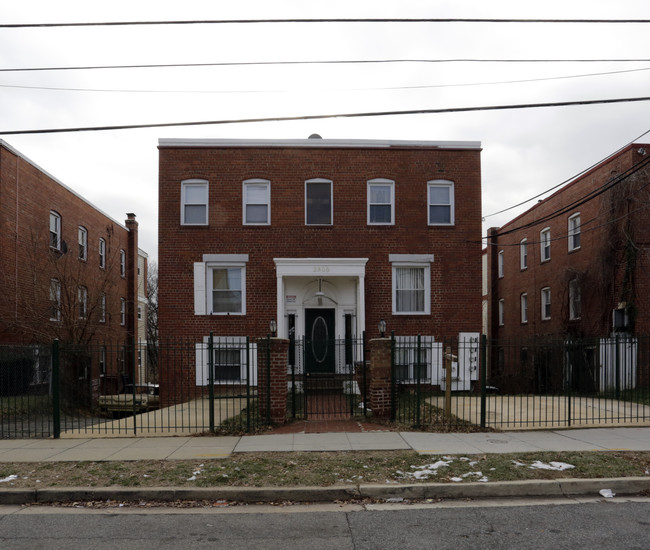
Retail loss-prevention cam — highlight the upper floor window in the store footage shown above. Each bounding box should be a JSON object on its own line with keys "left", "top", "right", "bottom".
{"left": 181, "top": 179, "right": 208, "bottom": 225}
{"left": 541, "top": 287, "right": 551, "bottom": 320}
{"left": 78, "top": 286, "right": 88, "bottom": 319}
{"left": 100, "top": 293, "right": 106, "bottom": 323}
{"left": 520, "top": 293, "right": 528, "bottom": 324}
{"left": 540, "top": 227, "right": 551, "bottom": 262}
{"left": 498, "top": 299, "right": 505, "bottom": 326}
{"left": 49, "top": 211, "right": 61, "bottom": 250}
{"left": 367, "top": 179, "right": 394, "bottom": 225}
{"left": 120, "top": 298, "right": 126, "bottom": 325}
{"left": 569, "top": 279, "right": 582, "bottom": 320}
{"left": 120, "top": 249, "right": 126, "bottom": 277}
{"left": 520, "top": 238, "right": 528, "bottom": 270}
{"left": 427, "top": 181, "right": 454, "bottom": 225}
{"left": 498, "top": 250, "right": 504, "bottom": 278}
{"left": 99, "top": 238, "right": 106, "bottom": 269}
{"left": 78, "top": 226, "right": 87, "bottom": 261}
{"left": 305, "top": 179, "right": 332, "bottom": 225}
{"left": 243, "top": 179, "right": 270, "bottom": 225}
{"left": 390, "top": 254, "right": 433, "bottom": 315}
{"left": 50, "top": 279, "right": 61, "bottom": 322}
{"left": 568, "top": 213, "right": 581, "bottom": 251}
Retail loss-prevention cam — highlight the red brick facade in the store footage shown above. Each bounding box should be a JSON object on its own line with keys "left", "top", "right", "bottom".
{"left": 488, "top": 143, "right": 650, "bottom": 340}
{"left": 158, "top": 138, "right": 482, "bottom": 340}
{"left": 0, "top": 140, "right": 139, "bottom": 351}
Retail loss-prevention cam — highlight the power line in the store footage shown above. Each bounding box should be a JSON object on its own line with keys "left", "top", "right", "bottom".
{"left": 2, "top": 95, "right": 650, "bottom": 136}
{"left": 3, "top": 67, "right": 648, "bottom": 95}
{"left": 3, "top": 58, "right": 650, "bottom": 73}
{"left": 2, "top": 18, "right": 650, "bottom": 28}
{"left": 484, "top": 127, "right": 650, "bottom": 219}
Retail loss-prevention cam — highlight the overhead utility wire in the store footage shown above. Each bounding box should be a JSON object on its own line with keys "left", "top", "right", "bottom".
{"left": 4, "top": 67, "right": 647, "bottom": 95}
{"left": 2, "top": 95, "right": 649, "bottom": 136}
{"left": 3, "top": 58, "right": 650, "bottom": 73}
{"left": 488, "top": 154, "right": 650, "bottom": 242}
{"left": 2, "top": 18, "right": 650, "bottom": 28}
{"left": 483, "top": 126, "right": 650, "bottom": 219}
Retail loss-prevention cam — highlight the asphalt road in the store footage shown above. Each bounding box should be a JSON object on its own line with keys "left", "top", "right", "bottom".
{"left": 1, "top": 499, "right": 649, "bottom": 549}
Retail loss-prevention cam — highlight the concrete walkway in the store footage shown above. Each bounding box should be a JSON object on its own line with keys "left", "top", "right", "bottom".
{"left": 2, "top": 426, "right": 650, "bottom": 462}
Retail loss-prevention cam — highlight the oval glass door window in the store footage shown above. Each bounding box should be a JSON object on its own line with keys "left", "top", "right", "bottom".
{"left": 311, "top": 316, "right": 329, "bottom": 363}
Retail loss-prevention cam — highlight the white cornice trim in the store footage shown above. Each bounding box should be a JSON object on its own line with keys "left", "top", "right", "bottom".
{"left": 158, "top": 138, "right": 481, "bottom": 150}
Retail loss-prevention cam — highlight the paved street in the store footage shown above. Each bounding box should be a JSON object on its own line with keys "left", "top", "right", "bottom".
{"left": 1, "top": 499, "right": 649, "bottom": 549}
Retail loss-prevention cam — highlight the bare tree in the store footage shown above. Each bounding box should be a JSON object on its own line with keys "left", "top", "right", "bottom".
{"left": 145, "top": 261, "right": 159, "bottom": 380}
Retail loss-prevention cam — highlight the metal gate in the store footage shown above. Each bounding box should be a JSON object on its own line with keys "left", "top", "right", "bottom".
{"left": 288, "top": 334, "right": 368, "bottom": 420}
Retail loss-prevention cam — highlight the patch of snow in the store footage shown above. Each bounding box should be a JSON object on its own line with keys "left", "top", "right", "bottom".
{"left": 599, "top": 489, "right": 615, "bottom": 498}
{"left": 0, "top": 475, "right": 18, "bottom": 483}
{"left": 529, "top": 461, "right": 575, "bottom": 471}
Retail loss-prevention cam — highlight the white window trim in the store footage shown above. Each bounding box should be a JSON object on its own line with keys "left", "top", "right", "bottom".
{"left": 540, "top": 227, "right": 551, "bottom": 262}
{"left": 78, "top": 286, "right": 88, "bottom": 320}
{"left": 541, "top": 287, "right": 551, "bottom": 320}
{"left": 78, "top": 226, "right": 87, "bottom": 261}
{"left": 194, "top": 254, "right": 249, "bottom": 316}
{"left": 427, "top": 180, "right": 455, "bottom": 226}
{"left": 305, "top": 178, "right": 333, "bottom": 226}
{"left": 367, "top": 178, "right": 395, "bottom": 225}
{"left": 498, "top": 250, "right": 504, "bottom": 278}
{"left": 568, "top": 212, "right": 581, "bottom": 252}
{"left": 520, "top": 293, "right": 528, "bottom": 324}
{"left": 99, "top": 238, "right": 106, "bottom": 269}
{"left": 390, "top": 254, "right": 433, "bottom": 315}
{"left": 49, "top": 211, "right": 61, "bottom": 251}
{"left": 181, "top": 179, "right": 209, "bottom": 226}
{"left": 120, "top": 297, "right": 126, "bottom": 325}
{"left": 520, "top": 238, "right": 528, "bottom": 270}
{"left": 195, "top": 336, "right": 258, "bottom": 386}
{"left": 243, "top": 179, "right": 271, "bottom": 225}
{"left": 498, "top": 299, "right": 504, "bottom": 326}
{"left": 120, "top": 249, "right": 126, "bottom": 277}
{"left": 50, "top": 279, "right": 61, "bottom": 322}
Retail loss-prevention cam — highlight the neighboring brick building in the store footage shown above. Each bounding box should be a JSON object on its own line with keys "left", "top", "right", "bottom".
{"left": 158, "top": 137, "right": 483, "bottom": 397}
{"left": 487, "top": 144, "right": 650, "bottom": 391}
{"left": 0, "top": 140, "right": 143, "bottom": 386}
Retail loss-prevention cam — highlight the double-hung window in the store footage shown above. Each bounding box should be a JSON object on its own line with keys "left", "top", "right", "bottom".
{"left": 541, "top": 287, "right": 551, "bottom": 320}
{"left": 568, "top": 213, "right": 581, "bottom": 251}
{"left": 49, "top": 211, "right": 61, "bottom": 250}
{"left": 78, "top": 226, "right": 87, "bottom": 261}
{"left": 521, "top": 293, "right": 528, "bottom": 324}
{"left": 100, "top": 293, "right": 106, "bottom": 323}
{"left": 181, "top": 179, "right": 209, "bottom": 225}
{"left": 390, "top": 255, "right": 433, "bottom": 315}
{"left": 305, "top": 179, "right": 333, "bottom": 225}
{"left": 243, "top": 179, "right": 270, "bottom": 225}
{"left": 120, "top": 298, "right": 126, "bottom": 325}
{"left": 427, "top": 180, "right": 454, "bottom": 225}
{"left": 50, "top": 279, "right": 61, "bottom": 321}
{"left": 99, "top": 238, "right": 106, "bottom": 268}
{"left": 520, "top": 238, "right": 528, "bottom": 270}
{"left": 540, "top": 228, "right": 551, "bottom": 262}
{"left": 78, "top": 286, "right": 88, "bottom": 319}
{"left": 569, "top": 279, "right": 581, "bottom": 320}
{"left": 120, "top": 249, "right": 126, "bottom": 277}
{"left": 498, "top": 299, "right": 505, "bottom": 326}
{"left": 210, "top": 267, "right": 245, "bottom": 314}
{"left": 367, "top": 179, "right": 394, "bottom": 225}
{"left": 498, "top": 250, "right": 504, "bottom": 278}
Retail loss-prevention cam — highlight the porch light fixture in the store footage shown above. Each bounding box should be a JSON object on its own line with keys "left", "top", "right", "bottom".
{"left": 269, "top": 318, "right": 277, "bottom": 337}
{"left": 378, "top": 318, "right": 387, "bottom": 338}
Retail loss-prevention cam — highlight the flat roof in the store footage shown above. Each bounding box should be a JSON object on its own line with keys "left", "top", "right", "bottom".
{"left": 158, "top": 137, "right": 482, "bottom": 150}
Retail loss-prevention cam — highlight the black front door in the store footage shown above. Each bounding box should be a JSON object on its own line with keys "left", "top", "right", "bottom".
{"left": 305, "top": 308, "right": 336, "bottom": 375}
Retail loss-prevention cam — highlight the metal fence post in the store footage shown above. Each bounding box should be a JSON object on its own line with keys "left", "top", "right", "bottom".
{"left": 52, "top": 339, "right": 61, "bottom": 439}
{"left": 362, "top": 331, "right": 367, "bottom": 417}
{"left": 131, "top": 338, "right": 137, "bottom": 435}
{"left": 615, "top": 333, "right": 621, "bottom": 400}
{"left": 245, "top": 336, "right": 251, "bottom": 433}
{"left": 390, "top": 331, "right": 396, "bottom": 422}
{"left": 208, "top": 332, "right": 214, "bottom": 433}
{"left": 290, "top": 330, "right": 296, "bottom": 419}
{"left": 480, "top": 334, "right": 487, "bottom": 429}
{"left": 266, "top": 334, "right": 271, "bottom": 425}
{"left": 416, "top": 334, "right": 422, "bottom": 428}
{"left": 567, "top": 340, "right": 572, "bottom": 427}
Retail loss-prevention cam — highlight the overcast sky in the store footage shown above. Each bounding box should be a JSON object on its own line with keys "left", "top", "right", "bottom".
{"left": 1, "top": 0, "right": 649, "bottom": 262}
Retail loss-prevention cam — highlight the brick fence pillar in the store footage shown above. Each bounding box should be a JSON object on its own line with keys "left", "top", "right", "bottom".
{"left": 368, "top": 337, "right": 393, "bottom": 419}
{"left": 257, "top": 337, "right": 289, "bottom": 424}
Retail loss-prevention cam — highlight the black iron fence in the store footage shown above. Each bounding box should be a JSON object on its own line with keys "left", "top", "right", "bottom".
{"left": 390, "top": 333, "right": 650, "bottom": 429}
{"left": 287, "top": 335, "right": 369, "bottom": 420}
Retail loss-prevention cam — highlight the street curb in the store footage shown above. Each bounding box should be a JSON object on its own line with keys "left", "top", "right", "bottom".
{"left": 1, "top": 478, "right": 649, "bottom": 505}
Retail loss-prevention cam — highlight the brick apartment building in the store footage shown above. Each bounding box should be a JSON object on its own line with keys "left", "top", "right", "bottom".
{"left": 0, "top": 140, "right": 143, "bottom": 387}
{"left": 158, "top": 137, "right": 483, "bottom": 396}
{"left": 486, "top": 143, "right": 650, "bottom": 392}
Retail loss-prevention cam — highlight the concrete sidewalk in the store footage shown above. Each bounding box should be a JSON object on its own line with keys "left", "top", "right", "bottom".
{"left": 1, "top": 427, "right": 650, "bottom": 462}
